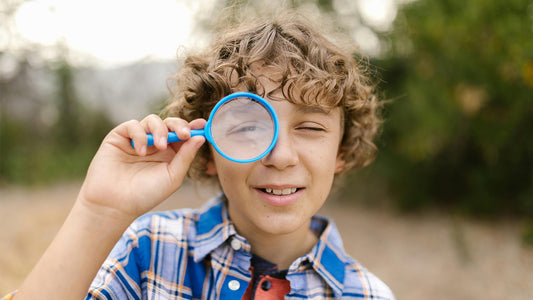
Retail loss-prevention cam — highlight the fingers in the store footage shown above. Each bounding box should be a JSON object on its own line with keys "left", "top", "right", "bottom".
{"left": 124, "top": 119, "right": 148, "bottom": 156}
{"left": 141, "top": 114, "right": 169, "bottom": 150}
{"left": 167, "top": 135, "right": 206, "bottom": 187}
{"left": 124, "top": 115, "right": 165, "bottom": 156}
{"left": 163, "top": 118, "right": 193, "bottom": 141}
{"left": 116, "top": 115, "right": 207, "bottom": 156}
{"left": 164, "top": 118, "right": 207, "bottom": 186}
{"left": 189, "top": 118, "right": 208, "bottom": 130}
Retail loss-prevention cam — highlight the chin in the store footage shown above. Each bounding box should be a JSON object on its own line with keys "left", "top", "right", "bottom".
{"left": 255, "top": 214, "right": 307, "bottom": 235}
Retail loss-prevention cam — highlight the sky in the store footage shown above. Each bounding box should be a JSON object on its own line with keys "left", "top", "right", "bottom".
{"left": 9, "top": 0, "right": 398, "bottom": 67}
{"left": 11, "top": 0, "right": 212, "bottom": 66}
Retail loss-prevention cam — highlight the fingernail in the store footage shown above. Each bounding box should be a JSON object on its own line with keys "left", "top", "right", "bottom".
{"left": 182, "top": 127, "right": 190, "bottom": 137}
{"left": 140, "top": 145, "right": 147, "bottom": 156}
{"left": 159, "top": 137, "right": 167, "bottom": 147}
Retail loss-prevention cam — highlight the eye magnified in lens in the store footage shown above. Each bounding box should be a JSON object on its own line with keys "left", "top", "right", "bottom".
{"left": 210, "top": 96, "right": 277, "bottom": 162}
{"left": 133, "top": 92, "right": 279, "bottom": 163}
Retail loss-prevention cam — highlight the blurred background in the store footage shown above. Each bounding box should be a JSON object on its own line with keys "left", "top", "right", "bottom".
{"left": 1, "top": 0, "right": 533, "bottom": 299}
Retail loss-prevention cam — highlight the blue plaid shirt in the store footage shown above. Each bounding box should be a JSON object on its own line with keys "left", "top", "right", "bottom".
{"left": 86, "top": 195, "right": 395, "bottom": 299}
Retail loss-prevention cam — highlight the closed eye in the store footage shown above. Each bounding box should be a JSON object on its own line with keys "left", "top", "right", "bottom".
{"left": 296, "top": 121, "right": 329, "bottom": 133}
{"left": 297, "top": 126, "right": 326, "bottom": 132}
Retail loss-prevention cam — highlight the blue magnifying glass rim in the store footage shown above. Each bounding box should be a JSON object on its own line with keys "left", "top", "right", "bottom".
{"left": 205, "top": 92, "right": 279, "bottom": 163}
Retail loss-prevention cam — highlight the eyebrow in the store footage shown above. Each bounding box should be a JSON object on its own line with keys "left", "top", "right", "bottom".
{"left": 296, "top": 105, "right": 332, "bottom": 115}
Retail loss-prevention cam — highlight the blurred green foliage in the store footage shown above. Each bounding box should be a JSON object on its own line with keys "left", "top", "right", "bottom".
{"left": 0, "top": 61, "right": 114, "bottom": 185}
{"left": 372, "top": 0, "right": 533, "bottom": 216}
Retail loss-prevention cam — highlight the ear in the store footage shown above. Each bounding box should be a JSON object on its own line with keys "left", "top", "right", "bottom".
{"left": 334, "top": 151, "right": 346, "bottom": 174}
{"left": 205, "top": 157, "right": 218, "bottom": 175}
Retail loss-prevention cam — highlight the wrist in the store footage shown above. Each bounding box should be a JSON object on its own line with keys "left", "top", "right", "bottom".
{"left": 72, "top": 195, "right": 137, "bottom": 233}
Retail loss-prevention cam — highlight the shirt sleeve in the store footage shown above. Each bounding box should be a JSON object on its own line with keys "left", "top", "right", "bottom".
{"left": 85, "top": 219, "right": 147, "bottom": 300}
{"left": 363, "top": 271, "right": 396, "bottom": 300}
{"left": 343, "top": 261, "right": 396, "bottom": 300}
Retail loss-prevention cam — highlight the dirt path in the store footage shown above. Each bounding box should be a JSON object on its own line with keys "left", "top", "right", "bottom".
{"left": 1, "top": 181, "right": 532, "bottom": 299}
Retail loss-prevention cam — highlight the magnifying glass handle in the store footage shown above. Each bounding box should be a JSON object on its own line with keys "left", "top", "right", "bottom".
{"left": 131, "top": 129, "right": 205, "bottom": 148}
{"left": 166, "top": 130, "right": 204, "bottom": 144}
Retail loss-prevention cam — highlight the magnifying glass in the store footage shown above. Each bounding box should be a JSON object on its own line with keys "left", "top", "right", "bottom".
{"left": 132, "top": 92, "right": 279, "bottom": 163}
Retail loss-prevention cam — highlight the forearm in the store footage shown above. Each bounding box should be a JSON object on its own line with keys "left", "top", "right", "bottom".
{"left": 14, "top": 198, "right": 134, "bottom": 300}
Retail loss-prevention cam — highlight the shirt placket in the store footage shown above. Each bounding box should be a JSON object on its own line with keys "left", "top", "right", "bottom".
{"left": 210, "top": 235, "right": 252, "bottom": 300}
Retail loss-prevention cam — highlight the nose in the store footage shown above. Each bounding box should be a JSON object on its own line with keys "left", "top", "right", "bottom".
{"left": 261, "top": 129, "right": 299, "bottom": 169}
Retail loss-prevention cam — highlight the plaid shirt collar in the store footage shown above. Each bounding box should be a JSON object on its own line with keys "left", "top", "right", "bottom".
{"left": 192, "top": 195, "right": 350, "bottom": 298}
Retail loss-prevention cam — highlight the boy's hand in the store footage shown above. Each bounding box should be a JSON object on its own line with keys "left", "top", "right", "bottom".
{"left": 78, "top": 115, "right": 207, "bottom": 222}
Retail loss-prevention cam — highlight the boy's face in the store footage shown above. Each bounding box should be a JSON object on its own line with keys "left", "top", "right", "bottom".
{"left": 206, "top": 74, "right": 345, "bottom": 239}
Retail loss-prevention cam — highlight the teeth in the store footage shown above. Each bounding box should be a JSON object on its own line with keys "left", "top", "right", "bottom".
{"left": 265, "top": 188, "right": 297, "bottom": 195}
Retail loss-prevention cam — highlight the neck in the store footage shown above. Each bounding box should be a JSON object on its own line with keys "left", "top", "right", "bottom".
{"left": 240, "top": 222, "right": 319, "bottom": 270}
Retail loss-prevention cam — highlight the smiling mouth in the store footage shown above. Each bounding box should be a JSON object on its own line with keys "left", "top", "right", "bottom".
{"left": 261, "top": 188, "right": 299, "bottom": 195}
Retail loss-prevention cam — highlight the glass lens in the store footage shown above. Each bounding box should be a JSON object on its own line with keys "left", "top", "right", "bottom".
{"left": 211, "top": 97, "right": 275, "bottom": 161}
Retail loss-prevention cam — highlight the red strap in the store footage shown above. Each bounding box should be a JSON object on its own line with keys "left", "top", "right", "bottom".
{"left": 242, "top": 273, "right": 290, "bottom": 300}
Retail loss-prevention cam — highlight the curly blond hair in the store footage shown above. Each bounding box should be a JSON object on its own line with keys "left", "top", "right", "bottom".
{"left": 163, "top": 13, "right": 382, "bottom": 182}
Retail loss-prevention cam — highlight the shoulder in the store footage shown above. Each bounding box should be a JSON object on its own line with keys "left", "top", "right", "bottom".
{"left": 129, "top": 207, "right": 199, "bottom": 239}
{"left": 342, "top": 260, "right": 395, "bottom": 299}
{"left": 123, "top": 196, "right": 225, "bottom": 249}
{"left": 104, "top": 207, "right": 200, "bottom": 267}
{"left": 88, "top": 198, "right": 226, "bottom": 298}
{"left": 311, "top": 216, "right": 395, "bottom": 299}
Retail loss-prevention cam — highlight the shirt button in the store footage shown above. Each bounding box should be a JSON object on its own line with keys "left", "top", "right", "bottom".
{"left": 228, "top": 280, "right": 240, "bottom": 291}
{"left": 261, "top": 280, "right": 272, "bottom": 291}
{"left": 230, "top": 239, "right": 242, "bottom": 251}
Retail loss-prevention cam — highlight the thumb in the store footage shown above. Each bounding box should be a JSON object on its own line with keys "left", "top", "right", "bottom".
{"left": 167, "top": 135, "right": 206, "bottom": 186}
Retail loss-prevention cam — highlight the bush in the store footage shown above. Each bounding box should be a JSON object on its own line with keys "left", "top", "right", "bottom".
{"left": 0, "top": 61, "right": 114, "bottom": 185}
{"left": 365, "top": 0, "right": 533, "bottom": 216}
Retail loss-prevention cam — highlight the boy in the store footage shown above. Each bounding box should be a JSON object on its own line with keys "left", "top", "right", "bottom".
{"left": 5, "top": 13, "right": 394, "bottom": 300}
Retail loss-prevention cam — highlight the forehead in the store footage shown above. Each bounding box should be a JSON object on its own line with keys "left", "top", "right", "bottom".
{"left": 249, "top": 63, "right": 341, "bottom": 110}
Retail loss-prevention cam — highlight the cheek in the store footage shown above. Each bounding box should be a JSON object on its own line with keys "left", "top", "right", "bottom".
{"left": 303, "top": 144, "right": 340, "bottom": 172}
{"left": 215, "top": 164, "right": 238, "bottom": 197}
{"left": 212, "top": 156, "right": 252, "bottom": 189}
